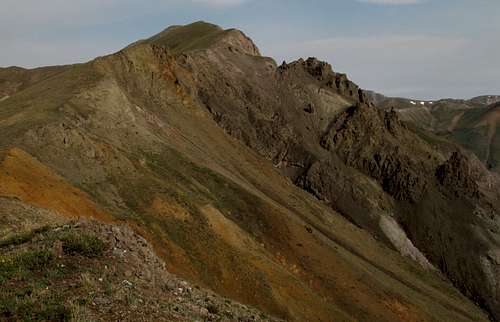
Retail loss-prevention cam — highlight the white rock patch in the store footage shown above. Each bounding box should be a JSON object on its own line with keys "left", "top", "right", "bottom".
{"left": 379, "top": 215, "right": 435, "bottom": 270}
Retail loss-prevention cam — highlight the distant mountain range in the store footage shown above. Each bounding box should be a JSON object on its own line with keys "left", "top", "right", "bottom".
{"left": 368, "top": 92, "right": 500, "bottom": 172}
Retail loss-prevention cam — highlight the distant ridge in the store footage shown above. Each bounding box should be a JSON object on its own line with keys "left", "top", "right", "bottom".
{"left": 371, "top": 91, "right": 500, "bottom": 172}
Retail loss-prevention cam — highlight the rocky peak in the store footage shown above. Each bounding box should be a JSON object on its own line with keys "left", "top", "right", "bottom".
{"left": 215, "top": 28, "right": 261, "bottom": 56}
{"left": 303, "top": 57, "right": 334, "bottom": 80}
{"left": 279, "top": 57, "right": 368, "bottom": 104}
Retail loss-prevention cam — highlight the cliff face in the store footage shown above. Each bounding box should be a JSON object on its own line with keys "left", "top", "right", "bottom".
{"left": 0, "top": 22, "right": 498, "bottom": 321}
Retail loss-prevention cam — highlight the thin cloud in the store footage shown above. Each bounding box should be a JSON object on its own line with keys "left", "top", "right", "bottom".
{"left": 191, "top": 0, "right": 247, "bottom": 6}
{"left": 356, "top": 0, "right": 424, "bottom": 4}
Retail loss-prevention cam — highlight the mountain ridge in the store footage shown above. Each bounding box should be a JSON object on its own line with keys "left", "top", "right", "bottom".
{"left": 0, "top": 22, "right": 498, "bottom": 321}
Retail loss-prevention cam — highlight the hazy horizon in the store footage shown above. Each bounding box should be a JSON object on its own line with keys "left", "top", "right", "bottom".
{"left": 1, "top": 0, "right": 498, "bottom": 100}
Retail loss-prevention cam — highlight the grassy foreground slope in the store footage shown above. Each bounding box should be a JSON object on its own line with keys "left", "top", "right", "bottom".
{"left": 0, "top": 198, "right": 282, "bottom": 321}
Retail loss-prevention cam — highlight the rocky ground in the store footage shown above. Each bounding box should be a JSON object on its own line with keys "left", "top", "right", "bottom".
{"left": 0, "top": 212, "right": 282, "bottom": 321}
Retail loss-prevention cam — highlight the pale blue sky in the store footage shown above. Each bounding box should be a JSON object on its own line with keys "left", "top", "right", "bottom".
{"left": 1, "top": 0, "right": 499, "bottom": 99}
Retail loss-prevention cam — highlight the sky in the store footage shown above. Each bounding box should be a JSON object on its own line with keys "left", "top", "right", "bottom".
{"left": 1, "top": 0, "right": 499, "bottom": 100}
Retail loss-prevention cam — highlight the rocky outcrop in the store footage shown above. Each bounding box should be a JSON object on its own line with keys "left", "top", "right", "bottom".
{"left": 436, "top": 151, "right": 480, "bottom": 199}
{"left": 279, "top": 57, "right": 367, "bottom": 105}
{"left": 320, "top": 104, "right": 430, "bottom": 203}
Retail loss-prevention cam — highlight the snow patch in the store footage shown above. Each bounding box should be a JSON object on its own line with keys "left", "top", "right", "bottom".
{"left": 410, "top": 101, "right": 416, "bottom": 105}
{"left": 0, "top": 95, "right": 9, "bottom": 102}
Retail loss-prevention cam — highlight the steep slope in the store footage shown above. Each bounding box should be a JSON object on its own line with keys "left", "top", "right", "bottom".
{"left": 447, "top": 102, "right": 500, "bottom": 172}
{"left": 160, "top": 23, "right": 500, "bottom": 319}
{"left": 0, "top": 21, "right": 496, "bottom": 321}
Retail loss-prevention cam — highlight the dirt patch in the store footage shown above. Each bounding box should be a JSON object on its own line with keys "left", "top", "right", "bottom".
{"left": 448, "top": 111, "right": 465, "bottom": 132}
{"left": 383, "top": 299, "right": 423, "bottom": 322}
{"left": 200, "top": 204, "right": 260, "bottom": 252}
{"left": 0, "top": 148, "right": 111, "bottom": 222}
{"left": 149, "top": 196, "right": 192, "bottom": 221}
{"left": 0, "top": 197, "right": 66, "bottom": 240}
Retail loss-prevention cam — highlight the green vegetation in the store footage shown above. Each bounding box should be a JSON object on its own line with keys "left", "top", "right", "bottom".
{"left": 0, "top": 63, "right": 103, "bottom": 150}
{"left": 456, "top": 107, "right": 488, "bottom": 128}
{"left": 0, "top": 249, "right": 53, "bottom": 282}
{"left": 0, "top": 248, "right": 67, "bottom": 321}
{"left": 147, "top": 21, "right": 229, "bottom": 54}
{"left": 0, "top": 225, "right": 51, "bottom": 248}
{"left": 140, "top": 146, "right": 270, "bottom": 235}
{"left": 0, "top": 295, "right": 71, "bottom": 322}
{"left": 16, "top": 249, "right": 53, "bottom": 270}
{"left": 60, "top": 232, "right": 105, "bottom": 258}
{"left": 0, "top": 226, "right": 102, "bottom": 321}
{"left": 450, "top": 127, "right": 490, "bottom": 160}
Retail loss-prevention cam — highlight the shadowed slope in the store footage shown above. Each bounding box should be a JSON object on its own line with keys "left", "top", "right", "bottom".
{"left": 161, "top": 22, "right": 500, "bottom": 320}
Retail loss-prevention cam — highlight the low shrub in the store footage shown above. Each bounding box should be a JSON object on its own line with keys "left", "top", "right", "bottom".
{"left": 17, "top": 250, "right": 53, "bottom": 270}
{"left": 0, "top": 226, "right": 51, "bottom": 248}
{"left": 0, "top": 249, "right": 53, "bottom": 282}
{"left": 60, "top": 233, "right": 105, "bottom": 258}
{"left": 0, "top": 296, "right": 71, "bottom": 322}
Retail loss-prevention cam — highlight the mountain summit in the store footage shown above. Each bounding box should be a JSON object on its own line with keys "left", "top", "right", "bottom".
{"left": 138, "top": 21, "right": 261, "bottom": 56}
{"left": 0, "top": 22, "right": 499, "bottom": 321}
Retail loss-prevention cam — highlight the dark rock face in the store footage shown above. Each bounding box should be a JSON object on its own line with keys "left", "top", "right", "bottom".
{"left": 279, "top": 57, "right": 367, "bottom": 105}
{"left": 166, "top": 27, "right": 500, "bottom": 320}
{"left": 320, "top": 104, "right": 429, "bottom": 203}
{"left": 436, "top": 151, "right": 480, "bottom": 199}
